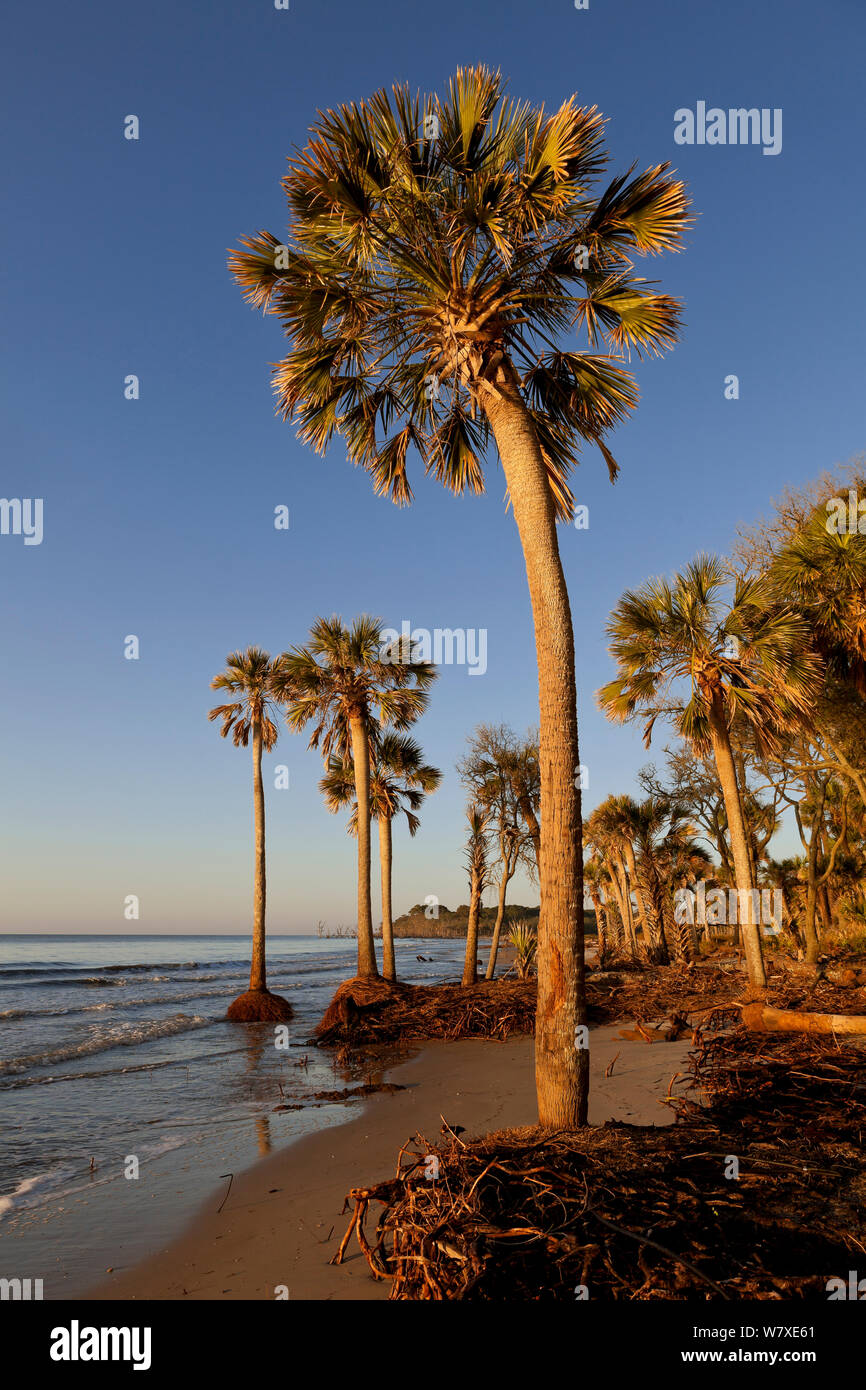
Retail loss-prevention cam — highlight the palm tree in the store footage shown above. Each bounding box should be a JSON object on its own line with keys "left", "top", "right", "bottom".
{"left": 606, "top": 794, "right": 657, "bottom": 948}
{"left": 457, "top": 724, "right": 534, "bottom": 978}
{"left": 583, "top": 854, "right": 613, "bottom": 957}
{"left": 652, "top": 824, "right": 712, "bottom": 962}
{"left": 208, "top": 647, "right": 292, "bottom": 1021}
{"left": 598, "top": 556, "right": 819, "bottom": 990}
{"left": 508, "top": 920, "right": 538, "bottom": 979}
{"left": 230, "top": 67, "right": 690, "bottom": 1125}
{"left": 462, "top": 805, "right": 491, "bottom": 986}
{"left": 585, "top": 800, "right": 640, "bottom": 956}
{"left": 277, "top": 616, "right": 435, "bottom": 979}
{"left": 629, "top": 796, "right": 708, "bottom": 963}
{"left": 319, "top": 732, "right": 441, "bottom": 981}
{"left": 770, "top": 485, "right": 866, "bottom": 697}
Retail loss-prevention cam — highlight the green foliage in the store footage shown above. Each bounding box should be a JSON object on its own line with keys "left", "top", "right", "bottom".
{"left": 231, "top": 65, "right": 690, "bottom": 520}
{"left": 276, "top": 614, "right": 436, "bottom": 758}
{"left": 508, "top": 920, "right": 538, "bottom": 978}
{"left": 598, "top": 555, "right": 819, "bottom": 754}
{"left": 208, "top": 646, "right": 282, "bottom": 749}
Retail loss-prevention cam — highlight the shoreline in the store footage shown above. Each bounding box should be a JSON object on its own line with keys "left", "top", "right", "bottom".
{"left": 85, "top": 1023, "right": 694, "bottom": 1302}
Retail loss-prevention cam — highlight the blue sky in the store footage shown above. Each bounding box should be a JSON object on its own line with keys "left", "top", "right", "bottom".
{"left": 2, "top": 0, "right": 863, "bottom": 933}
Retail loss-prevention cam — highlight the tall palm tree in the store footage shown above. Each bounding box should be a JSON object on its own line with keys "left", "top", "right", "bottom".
{"left": 770, "top": 485, "right": 866, "bottom": 697}
{"left": 319, "top": 732, "right": 441, "bottom": 981}
{"left": 462, "top": 805, "right": 491, "bottom": 987}
{"left": 583, "top": 854, "right": 613, "bottom": 957}
{"left": 598, "top": 556, "right": 819, "bottom": 989}
{"left": 585, "top": 800, "right": 640, "bottom": 956}
{"left": 606, "top": 794, "right": 656, "bottom": 946}
{"left": 277, "top": 616, "right": 435, "bottom": 979}
{"left": 208, "top": 647, "right": 292, "bottom": 1021}
{"left": 629, "top": 795, "right": 706, "bottom": 963}
{"left": 456, "top": 724, "right": 533, "bottom": 978}
{"left": 650, "top": 822, "right": 712, "bottom": 962}
{"left": 230, "top": 67, "right": 690, "bottom": 1125}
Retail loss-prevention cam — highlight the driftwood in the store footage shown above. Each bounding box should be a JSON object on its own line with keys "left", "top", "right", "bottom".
{"left": 330, "top": 1027, "right": 866, "bottom": 1299}
{"left": 739, "top": 1001, "right": 866, "bottom": 1035}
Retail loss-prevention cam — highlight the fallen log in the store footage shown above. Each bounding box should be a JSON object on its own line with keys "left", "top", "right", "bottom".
{"left": 739, "top": 1002, "right": 866, "bottom": 1035}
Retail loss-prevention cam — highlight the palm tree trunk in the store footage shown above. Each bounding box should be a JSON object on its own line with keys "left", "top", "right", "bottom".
{"left": 648, "top": 873, "right": 671, "bottom": 963}
{"left": 604, "top": 885, "right": 625, "bottom": 949}
{"left": 379, "top": 814, "right": 396, "bottom": 982}
{"left": 350, "top": 715, "right": 379, "bottom": 979}
{"left": 708, "top": 700, "right": 767, "bottom": 989}
{"left": 604, "top": 855, "right": 631, "bottom": 953}
{"left": 614, "top": 854, "right": 637, "bottom": 954}
{"left": 819, "top": 882, "right": 833, "bottom": 934}
{"left": 802, "top": 824, "right": 821, "bottom": 965}
{"left": 463, "top": 872, "right": 482, "bottom": 986}
{"left": 587, "top": 885, "right": 607, "bottom": 958}
{"left": 485, "top": 853, "right": 515, "bottom": 980}
{"left": 734, "top": 748, "right": 760, "bottom": 886}
{"left": 251, "top": 726, "right": 267, "bottom": 992}
{"left": 623, "top": 840, "right": 652, "bottom": 944}
{"left": 484, "top": 364, "right": 587, "bottom": 1127}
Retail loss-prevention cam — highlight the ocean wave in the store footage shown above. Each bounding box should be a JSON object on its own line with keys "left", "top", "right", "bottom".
{"left": 0, "top": 1167, "right": 77, "bottom": 1219}
{"left": 0, "top": 987, "right": 236, "bottom": 1021}
{"left": 0, "top": 1014, "right": 214, "bottom": 1076}
{"left": 0, "top": 1133, "right": 193, "bottom": 1220}
{"left": 0, "top": 1043, "right": 247, "bottom": 1090}
{"left": 2, "top": 974, "right": 131, "bottom": 991}
{"left": 0, "top": 962, "right": 202, "bottom": 978}
{"left": 0, "top": 1002, "right": 115, "bottom": 1020}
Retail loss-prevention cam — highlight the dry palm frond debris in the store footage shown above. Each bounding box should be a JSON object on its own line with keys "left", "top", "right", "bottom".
{"left": 313, "top": 976, "right": 537, "bottom": 1045}
{"left": 589, "top": 961, "right": 866, "bottom": 1030}
{"left": 313, "top": 963, "right": 866, "bottom": 1047}
{"left": 330, "top": 1028, "right": 866, "bottom": 1299}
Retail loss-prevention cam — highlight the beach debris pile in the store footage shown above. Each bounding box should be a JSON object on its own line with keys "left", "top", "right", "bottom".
{"left": 588, "top": 959, "right": 866, "bottom": 1029}
{"left": 330, "top": 1026, "right": 866, "bottom": 1299}
{"left": 313, "top": 976, "right": 537, "bottom": 1045}
{"left": 314, "top": 960, "right": 866, "bottom": 1048}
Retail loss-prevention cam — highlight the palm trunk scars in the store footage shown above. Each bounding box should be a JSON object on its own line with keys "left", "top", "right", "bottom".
{"left": 380, "top": 814, "right": 396, "bottom": 981}
{"left": 709, "top": 701, "right": 767, "bottom": 990}
{"left": 463, "top": 874, "right": 482, "bottom": 986}
{"left": 350, "top": 715, "right": 380, "bottom": 979}
{"left": 485, "top": 862, "right": 511, "bottom": 980}
{"left": 251, "top": 726, "right": 267, "bottom": 992}
{"left": 483, "top": 361, "right": 588, "bottom": 1127}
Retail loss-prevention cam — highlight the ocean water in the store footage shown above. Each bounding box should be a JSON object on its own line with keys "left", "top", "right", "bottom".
{"left": 0, "top": 933, "right": 466, "bottom": 1296}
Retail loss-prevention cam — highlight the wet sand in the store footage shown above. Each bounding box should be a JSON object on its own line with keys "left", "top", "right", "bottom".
{"left": 86, "top": 1024, "right": 692, "bottom": 1301}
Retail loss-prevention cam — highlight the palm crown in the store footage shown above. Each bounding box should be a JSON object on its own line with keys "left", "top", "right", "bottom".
{"left": 320, "top": 731, "right": 441, "bottom": 834}
{"left": 208, "top": 646, "right": 282, "bottom": 749}
{"left": 770, "top": 488, "right": 866, "bottom": 696}
{"left": 598, "top": 555, "right": 819, "bottom": 753}
{"left": 277, "top": 615, "right": 436, "bottom": 754}
{"left": 229, "top": 65, "right": 691, "bottom": 519}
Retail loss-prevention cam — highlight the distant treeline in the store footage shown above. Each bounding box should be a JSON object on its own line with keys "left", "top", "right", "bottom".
{"left": 394, "top": 904, "right": 598, "bottom": 938}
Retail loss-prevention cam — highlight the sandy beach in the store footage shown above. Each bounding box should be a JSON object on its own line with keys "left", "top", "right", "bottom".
{"left": 86, "top": 1024, "right": 693, "bottom": 1302}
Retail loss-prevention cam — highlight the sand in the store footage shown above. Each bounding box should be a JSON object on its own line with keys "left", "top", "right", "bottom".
{"left": 85, "top": 1024, "right": 693, "bottom": 1302}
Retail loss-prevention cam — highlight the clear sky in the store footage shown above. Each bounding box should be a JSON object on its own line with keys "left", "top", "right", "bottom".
{"left": 2, "top": 0, "right": 863, "bottom": 933}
